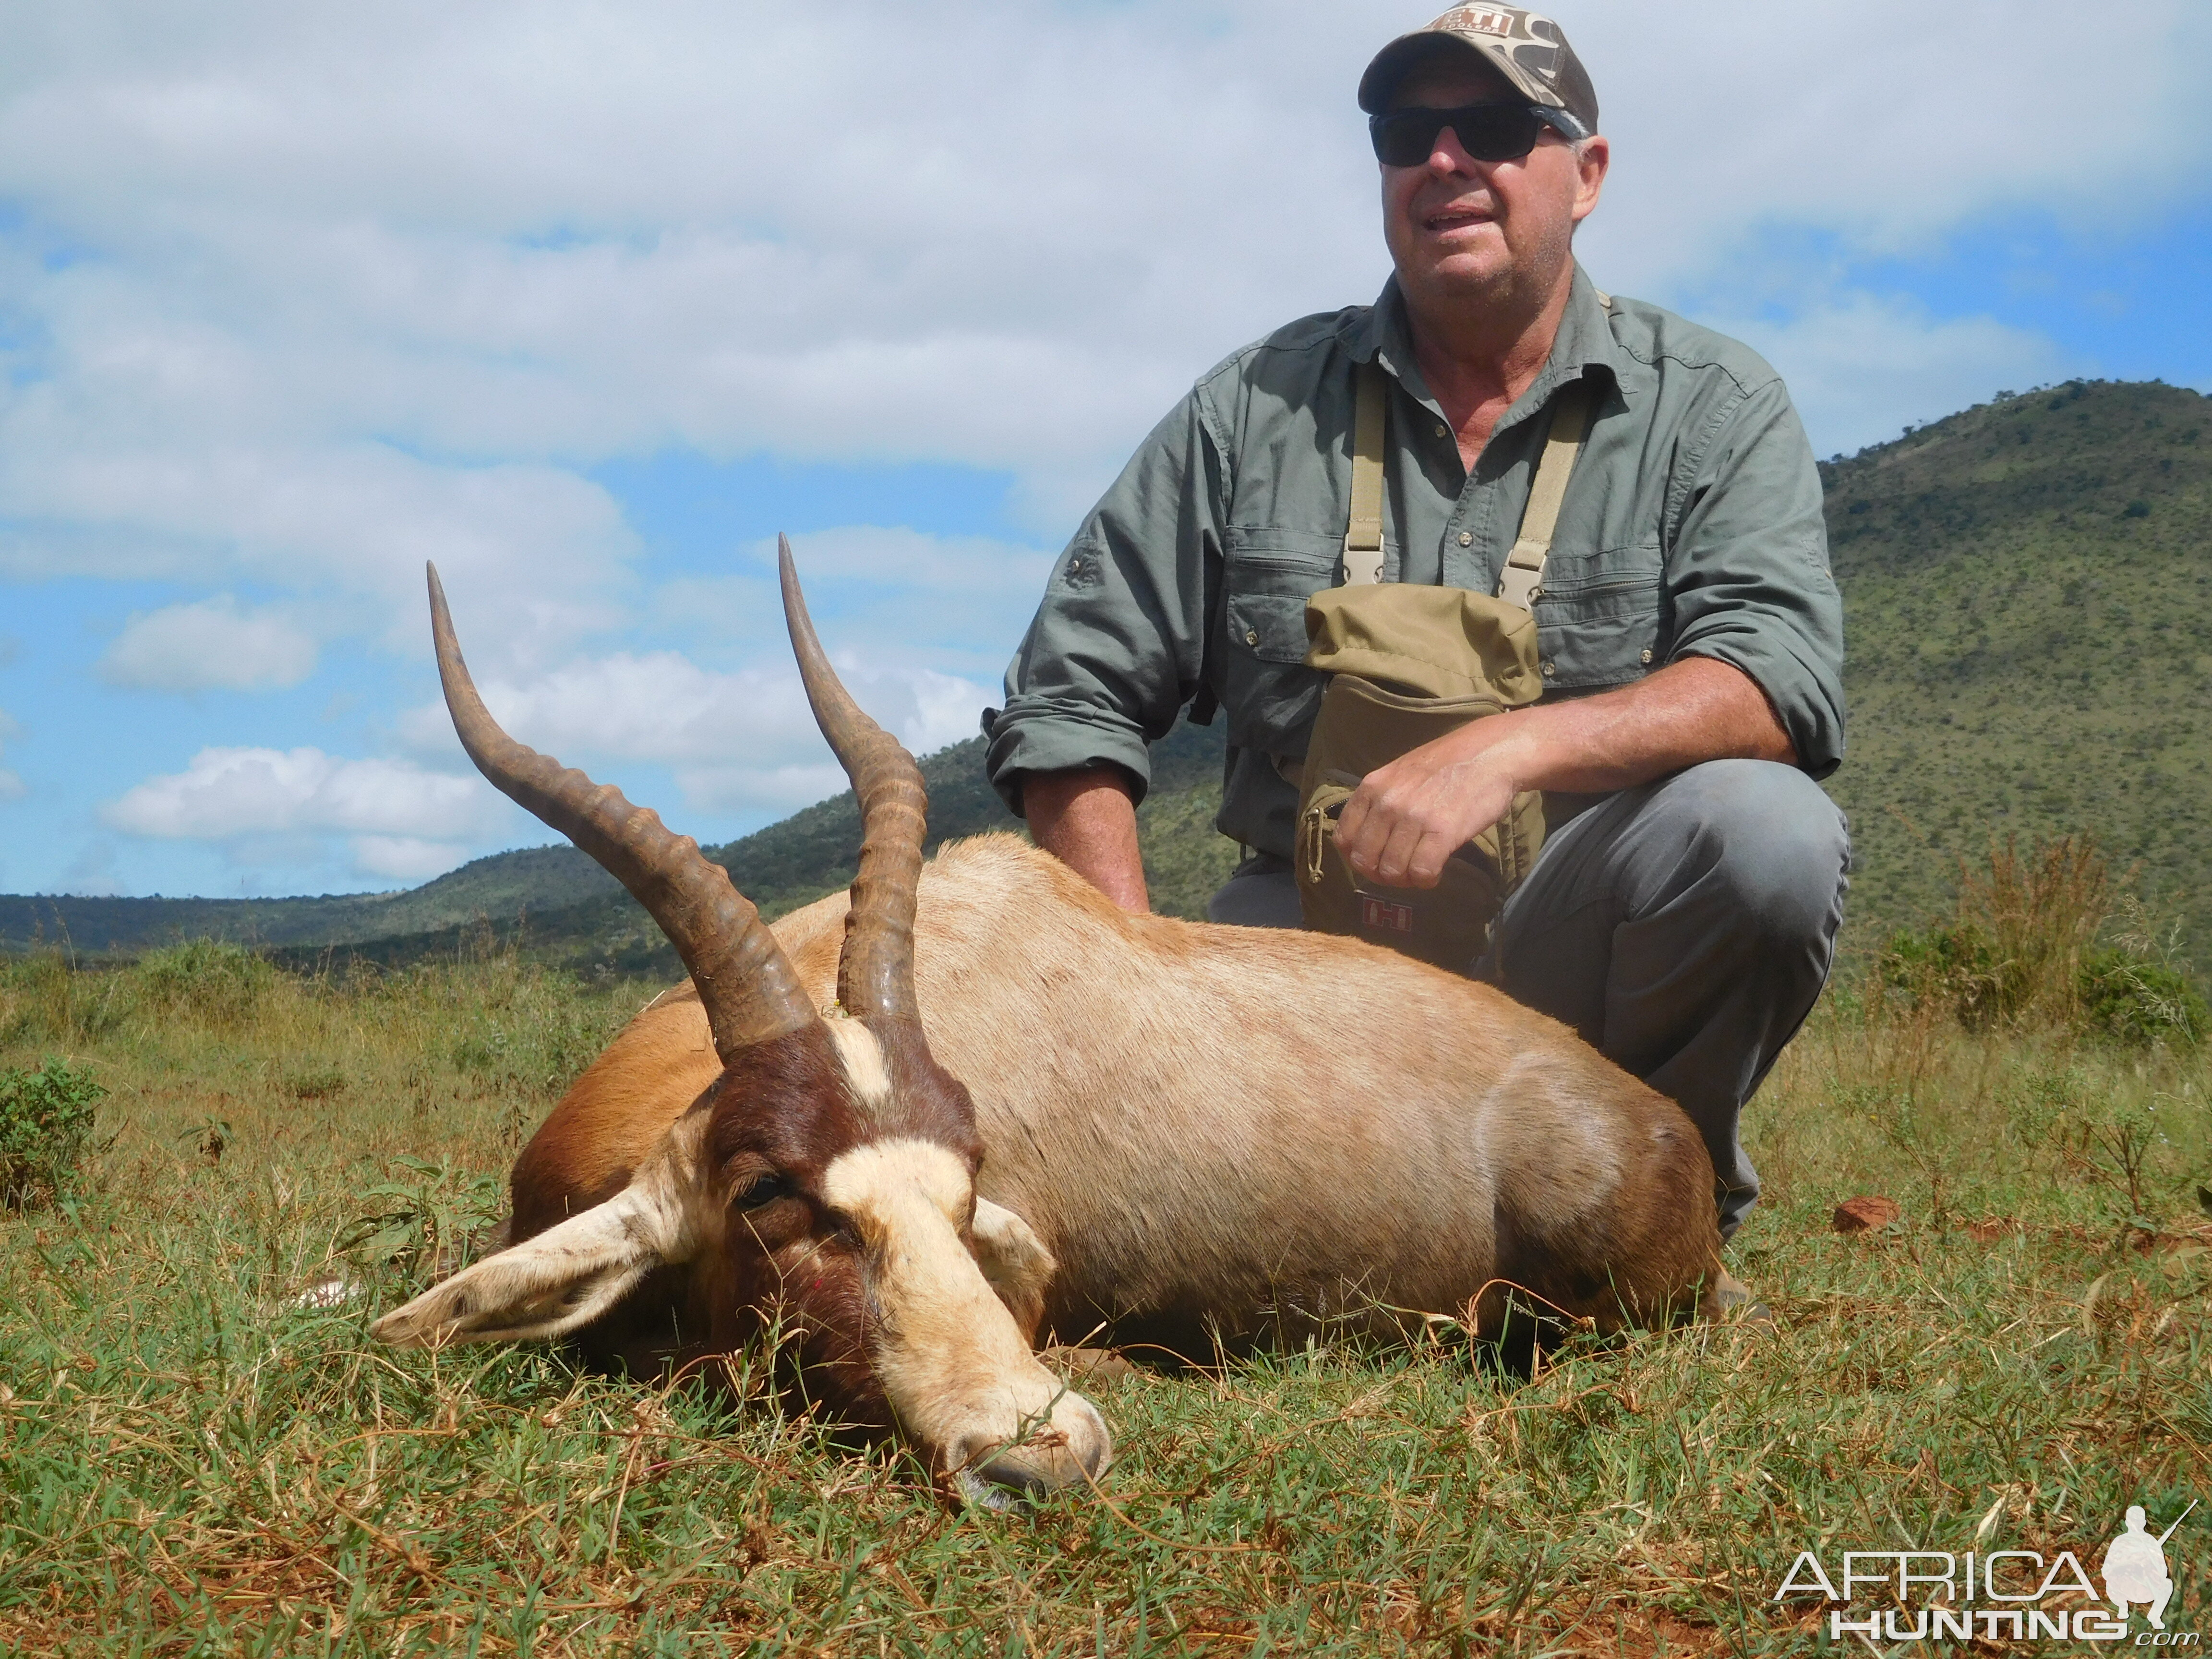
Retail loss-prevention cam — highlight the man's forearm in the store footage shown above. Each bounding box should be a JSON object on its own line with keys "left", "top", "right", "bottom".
{"left": 1021, "top": 766, "right": 1151, "bottom": 913}
{"left": 1489, "top": 655, "right": 1796, "bottom": 792}
{"left": 1337, "top": 656, "right": 1795, "bottom": 889}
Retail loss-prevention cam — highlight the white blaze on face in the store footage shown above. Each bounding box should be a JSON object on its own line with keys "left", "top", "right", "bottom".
{"left": 820, "top": 1137, "right": 1110, "bottom": 1499}
{"left": 822, "top": 1014, "right": 893, "bottom": 1121}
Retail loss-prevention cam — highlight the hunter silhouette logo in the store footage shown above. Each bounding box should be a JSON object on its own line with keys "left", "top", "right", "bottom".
{"left": 1777, "top": 1496, "right": 2199, "bottom": 1644}
{"left": 2106, "top": 1501, "right": 2194, "bottom": 1630}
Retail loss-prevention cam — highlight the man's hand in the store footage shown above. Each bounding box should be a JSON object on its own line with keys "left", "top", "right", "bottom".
{"left": 1335, "top": 721, "right": 1527, "bottom": 890}
{"left": 1022, "top": 766, "right": 1151, "bottom": 913}
{"left": 1335, "top": 656, "right": 1796, "bottom": 890}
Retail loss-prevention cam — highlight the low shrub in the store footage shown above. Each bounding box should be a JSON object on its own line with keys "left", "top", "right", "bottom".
{"left": 0, "top": 953, "right": 131, "bottom": 1045}
{"left": 281, "top": 1064, "right": 348, "bottom": 1101}
{"left": 2080, "top": 947, "right": 2205, "bottom": 1046}
{"left": 1880, "top": 921, "right": 2008, "bottom": 1028}
{"left": 337, "top": 1155, "right": 505, "bottom": 1283}
{"left": 134, "top": 939, "right": 277, "bottom": 1026}
{"left": 1874, "top": 836, "right": 2201, "bottom": 1038}
{"left": 0, "top": 1058, "right": 106, "bottom": 1209}
{"left": 1881, "top": 848, "right": 2205, "bottom": 1047}
{"left": 450, "top": 968, "right": 620, "bottom": 1102}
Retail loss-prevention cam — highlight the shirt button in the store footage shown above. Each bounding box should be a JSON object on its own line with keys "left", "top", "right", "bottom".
{"left": 1540, "top": 660, "right": 1556, "bottom": 677}
{"left": 1639, "top": 648, "right": 1654, "bottom": 665}
{"left": 1435, "top": 423, "right": 1448, "bottom": 439}
{"left": 1457, "top": 531, "right": 1473, "bottom": 547}
{"left": 1245, "top": 628, "right": 1260, "bottom": 646}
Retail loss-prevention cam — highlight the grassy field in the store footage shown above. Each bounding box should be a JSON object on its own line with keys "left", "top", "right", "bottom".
{"left": 1, "top": 890, "right": 2208, "bottom": 1656}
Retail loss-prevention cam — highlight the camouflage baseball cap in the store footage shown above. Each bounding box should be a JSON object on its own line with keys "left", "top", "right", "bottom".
{"left": 1358, "top": 6, "right": 1599, "bottom": 136}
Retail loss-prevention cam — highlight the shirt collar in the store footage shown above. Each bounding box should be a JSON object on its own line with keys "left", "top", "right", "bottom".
{"left": 1346, "top": 262, "right": 1641, "bottom": 422}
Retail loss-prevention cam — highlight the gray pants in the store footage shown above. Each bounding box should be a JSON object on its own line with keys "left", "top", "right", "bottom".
{"left": 1206, "top": 759, "right": 1850, "bottom": 1238}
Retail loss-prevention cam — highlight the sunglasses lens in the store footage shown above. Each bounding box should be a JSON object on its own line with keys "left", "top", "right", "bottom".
{"left": 1370, "top": 104, "right": 1546, "bottom": 167}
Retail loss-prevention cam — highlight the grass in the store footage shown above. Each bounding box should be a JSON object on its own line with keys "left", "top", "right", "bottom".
{"left": 1, "top": 908, "right": 2209, "bottom": 1654}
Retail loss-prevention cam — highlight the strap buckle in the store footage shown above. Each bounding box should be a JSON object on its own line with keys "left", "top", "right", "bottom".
{"left": 1497, "top": 538, "right": 1546, "bottom": 611}
{"left": 1340, "top": 529, "right": 1385, "bottom": 588}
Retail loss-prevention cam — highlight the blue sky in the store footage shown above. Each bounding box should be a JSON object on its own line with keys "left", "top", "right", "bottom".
{"left": 1, "top": 0, "right": 2208, "bottom": 898}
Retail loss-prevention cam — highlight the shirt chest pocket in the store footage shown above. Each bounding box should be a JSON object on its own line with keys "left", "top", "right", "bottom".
{"left": 1532, "top": 542, "right": 1665, "bottom": 690}
{"left": 1220, "top": 527, "right": 1341, "bottom": 749}
{"left": 1223, "top": 527, "right": 1342, "bottom": 661}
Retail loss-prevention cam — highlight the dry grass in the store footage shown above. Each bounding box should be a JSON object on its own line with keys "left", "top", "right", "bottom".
{"left": 0, "top": 937, "right": 2207, "bottom": 1655}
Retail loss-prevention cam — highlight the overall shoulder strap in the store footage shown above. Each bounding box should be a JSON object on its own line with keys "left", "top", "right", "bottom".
{"left": 1341, "top": 360, "right": 1388, "bottom": 586}
{"left": 1496, "top": 378, "right": 1592, "bottom": 613}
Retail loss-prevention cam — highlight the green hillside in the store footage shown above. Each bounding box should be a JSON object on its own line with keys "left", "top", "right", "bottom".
{"left": 0, "top": 844, "right": 619, "bottom": 957}
{"left": 10, "top": 378, "right": 2207, "bottom": 974}
{"left": 1819, "top": 379, "right": 2212, "bottom": 957}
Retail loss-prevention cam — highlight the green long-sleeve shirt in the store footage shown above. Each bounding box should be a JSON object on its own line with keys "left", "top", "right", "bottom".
{"left": 987, "top": 265, "right": 1845, "bottom": 859}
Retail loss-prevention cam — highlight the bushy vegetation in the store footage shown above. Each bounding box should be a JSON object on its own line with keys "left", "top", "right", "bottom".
{"left": 0, "top": 1058, "right": 105, "bottom": 1210}
{"left": 134, "top": 938, "right": 279, "bottom": 1025}
{"left": 0, "top": 863, "right": 2206, "bottom": 1653}
{"left": 1879, "top": 834, "right": 2204, "bottom": 1046}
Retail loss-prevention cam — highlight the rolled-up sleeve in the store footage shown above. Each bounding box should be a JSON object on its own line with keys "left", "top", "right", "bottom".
{"left": 1665, "top": 377, "right": 1846, "bottom": 779}
{"left": 986, "top": 387, "right": 1227, "bottom": 814}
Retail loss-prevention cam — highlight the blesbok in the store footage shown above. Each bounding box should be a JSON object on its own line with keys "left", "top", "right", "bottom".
{"left": 375, "top": 541, "right": 1725, "bottom": 1507}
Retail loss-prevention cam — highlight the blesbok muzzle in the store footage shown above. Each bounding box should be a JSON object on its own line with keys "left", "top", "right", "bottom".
{"left": 820, "top": 1139, "right": 1111, "bottom": 1504}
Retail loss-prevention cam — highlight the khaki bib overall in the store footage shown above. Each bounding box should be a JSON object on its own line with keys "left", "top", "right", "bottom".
{"left": 1292, "top": 361, "right": 1592, "bottom": 971}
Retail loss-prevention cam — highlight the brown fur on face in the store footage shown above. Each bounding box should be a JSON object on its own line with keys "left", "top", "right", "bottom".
{"left": 399, "top": 999, "right": 1098, "bottom": 1482}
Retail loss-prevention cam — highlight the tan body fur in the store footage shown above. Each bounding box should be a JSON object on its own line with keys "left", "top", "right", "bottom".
{"left": 514, "top": 833, "right": 1721, "bottom": 1353}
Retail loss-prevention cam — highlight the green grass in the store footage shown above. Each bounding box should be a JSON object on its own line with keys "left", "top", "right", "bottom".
{"left": 2, "top": 913, "right": 2210, "bottom": 1655}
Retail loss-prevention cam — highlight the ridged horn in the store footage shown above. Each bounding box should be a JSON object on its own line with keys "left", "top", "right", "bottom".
{"left": 426, "top": 563, "right": 818, "bottom": 1061}
{"left": 778, "top": 535, "right": 926, "bottom": 1024}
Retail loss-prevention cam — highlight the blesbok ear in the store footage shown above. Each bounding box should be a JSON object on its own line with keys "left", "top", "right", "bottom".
{"left": 970, "top": 1197, "right": 1057, "bottom": 1343}
{"left": 372, "top": 1119, "right": 705, "bottom": 1348}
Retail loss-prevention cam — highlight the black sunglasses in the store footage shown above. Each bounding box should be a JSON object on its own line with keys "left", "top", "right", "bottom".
{"left": 1368, "top": 101, "right": 1579, "bottom": 168}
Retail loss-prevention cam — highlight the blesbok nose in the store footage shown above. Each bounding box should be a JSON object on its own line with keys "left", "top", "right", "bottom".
{"left": 952, "top": 1388, "right": 1113, "bottom": 1509}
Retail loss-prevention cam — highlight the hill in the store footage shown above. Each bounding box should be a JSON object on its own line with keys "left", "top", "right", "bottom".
{"left": 7, "top": 378, "right": 2207, "bottom": 974}
{"left": 0, "top": 842, "right": 621, "bottom": 957}
{"left": 1817, "top": 379, "right": 2212, "bottom": 956}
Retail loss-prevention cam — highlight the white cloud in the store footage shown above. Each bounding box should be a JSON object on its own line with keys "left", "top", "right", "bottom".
{"left": 1, "top": 0, "right": 2193, "bottom": 600}
{"left": 1720, "top": 295, "right": 2078, "bottom": 461}
{"left": 0, "top": 0, "right": 2196, "bottom": 609}
{"left": 103, "top": 745, "right": 502, "bottom": 843}
{"left": 650, "top": 527, "right": 1056, "bottom": 676}
{"left": 61, "top": 840, "right": 127, "bottom": 898}
{"left": 761, "top": 528, "right": 1054, "bottom": 597}
{"left": 0, "top": 709, "right": 21, "bottom": 803}
{"left": 97, "top": 594, "right": 318, "bottom": 691}
{"left": 400, "top": 647, "right": 991, "bottom": 814}
{"left": 352, "top": 835, "right": 470, "bottom": 882}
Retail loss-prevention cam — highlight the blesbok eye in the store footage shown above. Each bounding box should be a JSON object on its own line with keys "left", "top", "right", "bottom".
{"left": 737, "top": 1174, "right": 794, "bottom": 1211}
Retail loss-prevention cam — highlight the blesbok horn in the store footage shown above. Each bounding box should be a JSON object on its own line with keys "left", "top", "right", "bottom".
{"left": 778, "top": 535, "right": 926, "bottom": 1025}
{"left": 426, "top": 563, "right": 817, "bottom": 1060}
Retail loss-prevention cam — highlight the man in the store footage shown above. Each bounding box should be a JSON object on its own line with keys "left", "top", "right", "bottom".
{"left": 984, "top": 5, "right": 1847, "bottom": 1239}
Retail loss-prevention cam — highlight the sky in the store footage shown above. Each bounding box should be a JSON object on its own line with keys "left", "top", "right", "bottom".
{"left": 2, "top": 0, "right": 2209, "bottom": 899}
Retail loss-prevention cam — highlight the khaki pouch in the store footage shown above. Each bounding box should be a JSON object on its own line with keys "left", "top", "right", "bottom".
{"left": 1293, "top": 584, "right": 1546, "bottom": 970}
